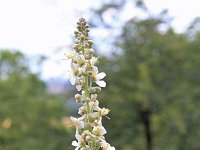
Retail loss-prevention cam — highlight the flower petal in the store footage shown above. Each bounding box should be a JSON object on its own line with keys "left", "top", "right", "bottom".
{"left": 89, "top": 112, "right": 99, "bottom": 118}
{"left": 75, "top": 128, "right": 81, "bottom": 140}
{"left": 76, "top": 85, "right": 82, "bottom": 91}
{"left": 92, "top": 66, "right": 98, "bottom": 74}
{"left": 64, "top": 51, "right": 73, "bottom": 59}
{"left": 90, "top": 57, "right": 98, "bottom": 65}
{"left": 70, "top": 77, "right": 76, "bottom": 85}
{"left": 72, "top": 141, "right": 79, "bottom": 146}
{"left": 97, "top": 72, "right": 106, "bottom": 80}
{"left": 96, "top": 80, "right": 106, "bottom": 87}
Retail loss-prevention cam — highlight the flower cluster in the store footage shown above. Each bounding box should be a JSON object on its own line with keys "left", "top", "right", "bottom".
{"left": 65, "top": 18, "right": 115, "bottom": 150}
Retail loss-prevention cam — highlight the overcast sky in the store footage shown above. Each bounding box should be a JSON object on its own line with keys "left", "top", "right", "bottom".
{"left": 0, "top": 0, "right": 200, "bottom": 79}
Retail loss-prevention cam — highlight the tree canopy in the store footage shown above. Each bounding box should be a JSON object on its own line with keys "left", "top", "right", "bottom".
{"left": 0, "top": 50, "right": 74, "bottom": 150}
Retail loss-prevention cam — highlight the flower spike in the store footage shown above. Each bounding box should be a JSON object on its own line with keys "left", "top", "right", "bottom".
{"left": 66, "top": 17, "right": 115, "bottom": 150}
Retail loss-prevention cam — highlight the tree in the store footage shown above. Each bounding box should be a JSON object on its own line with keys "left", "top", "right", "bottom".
{"left": 0, "top": 50, "right": 74, "bottom": 150}
{"left": 97, "top": 17, "right": 200, "bottom": 150}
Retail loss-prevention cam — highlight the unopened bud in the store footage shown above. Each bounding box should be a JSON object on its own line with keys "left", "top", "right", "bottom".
{"left": 85, "top": 123, "right": 92, "bottom": 130}
{"left": 85, "top": 54, "right": 92, "bottom": 60}
{"left": 88, "top": 49, "right": 94, "bottom": 55}
{"left": 85, "top": 24, "right": 89, "bottom": 28}
{"left": 77, "top": 25, "right": 81, "bottom": 30}
{"left": 88, "top": 87, "right": 96, "bottom": 93}
{"left": 77, "top": 71, "right": 83, "bottom": 77}
{"left": 80, "top": 35, "right": 85, "bottom": 41}
{"left": 79, "top": 138, "right": 85, "bottom": 147}
{"left": 77, "top": 58, "right": 85, "bottom": 66}
{"left": 74, "top": 31, "right": 79, "bottom": 35}
{"left": 75, "top": 94, "right": 82, "bottom": 103}
{"left": 88, "top": 40, "right": 93, "bottom": 46}
{"left": 85, "top": 43, "right": 89, "bottom": 48}
{"left": 78, "top": 107, "right": 86, "bottom": 115}
{"left": 82, "top": 21, "right": 86, "bottom": 26}
{"left": 73, "top": 69, "right": 79, "bottom": 76}
{"left": 95, "top": 87, "right": 101, "bottom": 93}
{"left": 85, "top": 28, "right": 89, "bottom": 33}
{"left": 72, "top": 44, "right": 79, "bottom": 50}
{"left": 85, "top": 135, "right": 92, "bottom": 141}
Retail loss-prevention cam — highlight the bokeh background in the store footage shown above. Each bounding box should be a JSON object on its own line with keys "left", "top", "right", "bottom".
{"left": 1, "top": 0, "right": 200, "bottom": 150}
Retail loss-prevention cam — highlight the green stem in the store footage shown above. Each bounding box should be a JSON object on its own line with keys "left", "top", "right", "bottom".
{"left": 85, "top": 75, "right": 90, "bottom": 114}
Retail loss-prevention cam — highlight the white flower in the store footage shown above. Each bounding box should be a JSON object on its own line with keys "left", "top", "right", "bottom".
{"left": 92, "top": 66, "right": 106, "bottom": 87}
{"left": 76, "top": 85, "right": 82, "bottom": 91}
{"left": 91, "top": 94, "right": 98, "bottom": 101}
{"left": 72, "top": 137, "right": 86, "bottom": 150}
{"left": 90, "top": 57, "right": 98, "bottom": 65}
{"left": 75, "top": 128, "right": 81, "bottom": 141}
{"left": 101, "top": 140, "right": 116, "bottom": 150}
{"left": 89, "top": 112, "right": 99, "bottom": 119}
{"left": 92, "top": 125, "right": 107, "bottom": 136}
{"left": 69, "top": 63, "right": 79, "bottom": 85}
{"left": 72, "top": 140, "right": 80, "bottom": 150}
{"left": 70, "top": 18, "right": 115, "bottom": 150}
{"left": 100, "top": 108, "right": 110, "bottom": 116}
{"left": 70, "top": 117, "right": 84, "bottom": 128}
{"left": 72, "top": 128, "right": 82, "bottom": 150}
{"left": 64, "top": 51, "right": 74, "bottom": 59}
{"left": 89, "top": 100, "right": 101, "bottom": 111}
{"left": 78, "top": 106, "right": 86, "bottom": 115}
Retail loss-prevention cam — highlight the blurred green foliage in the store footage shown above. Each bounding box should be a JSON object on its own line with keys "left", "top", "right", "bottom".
{"left": 0, "top": 50, "right": 74, "bottom": 150}
{"left": 90, "top": 1, "right": 200, "bottom": 149}
{"left": 98, "top": 18, "right": 200, "bottom": 150}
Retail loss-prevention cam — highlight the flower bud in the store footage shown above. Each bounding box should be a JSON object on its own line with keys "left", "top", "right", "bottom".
{"left": 77, "top": 25, "right": 81, "bottom": 31}
{"left": 80, "top": 35, "right": 85, "bottom": 41}
{"left": 85, "top": 28, "right": 89, "bottom": 33}
{"left": 88, "top": 87, "right": 96, "bottom": 93}
{"left": 70, "top": 117, "right": 78, "bottom": 125}
{"left": 95, "top": 87, "right": 101, "bottom": 93}
{"left": 85, "top": 24, "right": 89, "bottom": 28}
{"left": 77, "top": 58, "right": 85, "bottom": 66}
{"left": 91, "top": 94, "right": 97, "bottom": 102}
{"left": 85, "top": 43, "right": 89, "bottom": 48}
{"left": 74, "top": 31, "right": 79, "bottom": 35}
{"left": 77, "top": 21, "right": 80, "bottom": 25}
{"left": 77, "top": 71, "right": 83, "bottom": 77}
{"left": 88, "top": 49, "right": 94, "bottom": 55}
{"left": 75, "top": 94, "right": 82, "bottom": 103}
{"left": 64, "top": 52, "right": 73, "bottom": 59}
{"left": 88, "top": 40, "right": 93, "bottom": 46}
{"left": 72, "top": 44, "right": 79, "bottom": 50}
{"left": 85, "top": 54, "right": 92, "bottom": 60}
{"left": 85, "top": 123, "right": 93, "bottom": 130}
{"left": 79, "top": 138, "right": 85, "bottom": 147}
{"left": 73, "top": 69, "right": 79, "bottom": 76}
{"left": 84, "top": 36, "right": 88, "bottom": 40}
{"left": 78, "top": 106, "right": 86, "bottom": 115}
{"left": 82, "top": 21, "right": 86, "bottom": 26}
{"left": 88, "top": 71, "right": 92, "bottom": 75}
{"left": 85, "top": 135, "right": 92, "bottom": 142}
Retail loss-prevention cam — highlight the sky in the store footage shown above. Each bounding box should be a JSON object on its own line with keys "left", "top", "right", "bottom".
{"left": 0, "top": 0, "right": 200, "bottom": 79}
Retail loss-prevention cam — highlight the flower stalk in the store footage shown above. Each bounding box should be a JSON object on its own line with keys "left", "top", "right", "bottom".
{"left": 65, "top": 18, "right": 115, "bottom": 150}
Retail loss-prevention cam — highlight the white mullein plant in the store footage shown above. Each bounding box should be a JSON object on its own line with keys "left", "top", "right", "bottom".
{"left": 65, "top": 18, "right": 115, "bottom": 150}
